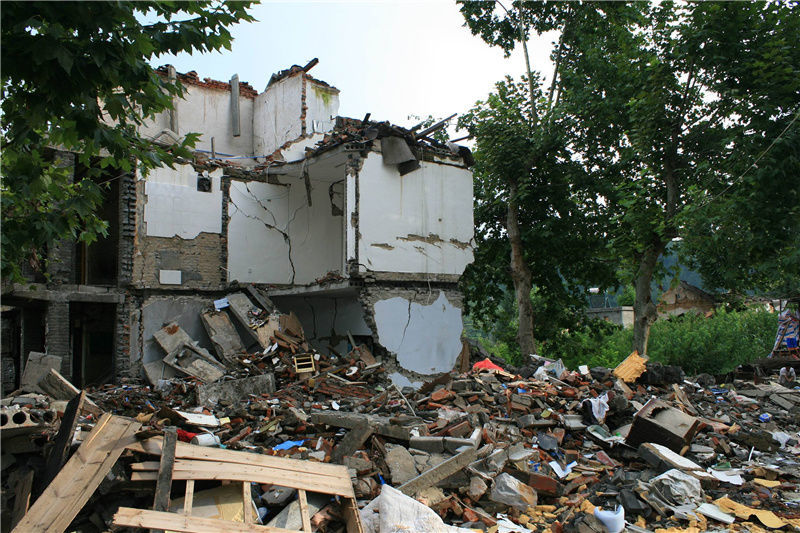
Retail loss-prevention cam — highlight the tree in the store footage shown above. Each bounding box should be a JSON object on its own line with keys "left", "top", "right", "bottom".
{"left": 458, "top": 2, "right": 624, "bottom": 357}
{"left": 459, "top": 75, "right": 616, "bottom": 359}
{"left": 554, "top": 1, "right": 800, "bottom": 353}
{"left": 462, "top": 1, "right": 800, "bottom": 354}
{"left": 681, "top": 122, "right": 800, "bottom": 298}
{"left": 1, "top": 1, "right": 255, "bottom": 282}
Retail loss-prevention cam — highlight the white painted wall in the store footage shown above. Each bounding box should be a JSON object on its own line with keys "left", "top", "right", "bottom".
{"left": 252, "top": 76, "right": 340, "bottom": 159}
{"left": 306, "top": 81, "right": 339, "bottom": 134}
{"left": 281, "top": 133, "right": 326, "bottom": 162}
{"left": 227, "top": 181, "right": 291, "bottom": 283}
{"left": 139, "top": 84, "right": 255, "bottom": 159}
{"left": 143, "top": 164, "right": 223, "bottom": 238}
{"left": 227, "top": 176, "right": 344, "bottom": 285}
{"left": 357, "top": 153, "right": 474, "bottom": 275}
{"left": 346, "top": 169, "right": 358, "bottom": 268}
{"left": 373, "top": 291, "right": 464, "bottom": 375}
{"left": 253, "top": 75, "right": 304, "bottom": 157}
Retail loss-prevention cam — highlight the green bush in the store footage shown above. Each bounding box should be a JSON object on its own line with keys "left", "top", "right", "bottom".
{"left": 545, "top": 308, "right": 777, "bottom": 375}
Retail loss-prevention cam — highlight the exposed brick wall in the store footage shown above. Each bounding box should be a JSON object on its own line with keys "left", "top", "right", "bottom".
{"left": 131, "top": 167, "right": 225, "bottom": 291}
{"left": 45, "top": 300, "right": 71, "bottom": 379}
{"left": 133, "top": 233, "right": 224, "bottom": 290}
{"left": 220, "top": 176, "right": 232, "bottom": 285}
{"left": 118, "top": 172, "right": 137, "bottom": 286}
{"left": 46, "top": 151, "right": 78, "bottom": 285}
{"left": 46, "top": 240, "right": 77, "bottom": 284}
{"left": 113, "top": 291, "right": 142, "bottom": 379}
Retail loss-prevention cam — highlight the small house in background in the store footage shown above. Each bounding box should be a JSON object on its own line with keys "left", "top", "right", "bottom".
{"left": 657, "top": 281, "right": 716, "bottom": 318}
{"left": 2, "top": 61, "right": 475, "bottom": 392}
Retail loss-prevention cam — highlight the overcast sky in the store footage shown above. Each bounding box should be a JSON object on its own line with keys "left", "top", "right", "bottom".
{"left": 149, "top": 1, "right": 556, "bottom": 137}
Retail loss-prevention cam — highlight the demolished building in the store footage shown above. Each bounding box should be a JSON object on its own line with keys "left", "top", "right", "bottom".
{"left": 1, "top": 61, "right": 475, "bottom": 393}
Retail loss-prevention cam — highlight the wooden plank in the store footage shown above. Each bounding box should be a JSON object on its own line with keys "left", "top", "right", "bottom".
{"left": 131, "top": 461, "right": 162, "bottom": 471}
{"left": 342, "top": 497, "right": 365, "bottom": 533}
{"left": 37, "top": 369, "right": 102, "bottom": 416}
{"left": 153, "top": 427, "right": 178, "bottom": 515}
{"left": 612, "top": 351, "right": 647, "bottom": 383}
{"left": 130, "top": 459, "right": 353, "bottom": 497}
{"left": 10, "top": 469, "right": 34, "bottom": 529}
{"left": 297, "top": 490, "right": 311, "bottom": 533}
{"left": 243, "top": 482, "right": 253, "bottom": 525}
{"left": 113, "top": 507, "right": 302, "bottom": 533}
{"left": 128, "top": 437, "right": 350, "bottom": 481}
{"left": 183, "top": 480, "right": 195, "bottom": 515}
{"left": 41, "top": 391, "right": 85, "bottom": 491}
{"left": 12, "top": 414, "right": 141, "bottom": 533}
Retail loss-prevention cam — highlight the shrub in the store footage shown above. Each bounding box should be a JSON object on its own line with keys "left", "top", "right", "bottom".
{"left": 545, "top": 308, "right": 776, "bottom": 375}
{"left": 645, "top": 308, "right": 776, "bottom": 374}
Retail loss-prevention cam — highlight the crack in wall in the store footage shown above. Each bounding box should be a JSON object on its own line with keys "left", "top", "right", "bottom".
{"left": 230, "top": 183, "right": 297, "bottom": 284}
{"left": 304, "top": 296, "right": 318, "bottom": 339}
{"left": 399, "top": 289, "right": 420, "bottom": 347}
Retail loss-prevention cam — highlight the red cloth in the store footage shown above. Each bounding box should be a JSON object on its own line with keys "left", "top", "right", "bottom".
{"left": 176, "top": 428, "right": 198, "bottom": 442}
{"left": 473, "top": 358, "right": 504, "bottom": 372}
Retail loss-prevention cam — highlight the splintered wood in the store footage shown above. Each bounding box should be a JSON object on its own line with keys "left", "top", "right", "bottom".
{"left": 116, "top": 436, "right": 364, "bottom": 533}
{"left": 12, "top": 414, "right": 141, "bottom": 533}
{"left": 612, "top": 351, "right": 648, "bottom": 383}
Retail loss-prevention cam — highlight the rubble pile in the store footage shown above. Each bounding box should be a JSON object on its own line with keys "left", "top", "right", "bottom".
{"left": 2, "top": 291, "right": 800, "bottom": 532}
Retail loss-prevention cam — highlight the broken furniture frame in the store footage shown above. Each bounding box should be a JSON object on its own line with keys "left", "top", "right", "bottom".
{"left": 117, "top": 436, "right": 364, "bottom": 533}
{"left": 625, "top": 397, "right": 702, "bottom": 453}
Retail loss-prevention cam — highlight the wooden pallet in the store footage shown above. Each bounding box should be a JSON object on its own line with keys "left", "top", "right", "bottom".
{"left": 116, "top": 436, "right": 364, "bottom": 533}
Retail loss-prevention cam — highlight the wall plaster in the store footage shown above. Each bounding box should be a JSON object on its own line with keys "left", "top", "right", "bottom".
{"left": 143, "top": 164, "right": 223, "bottom": 239}
{"left": 372, "top": 290, "right": 463, "bottom": 375}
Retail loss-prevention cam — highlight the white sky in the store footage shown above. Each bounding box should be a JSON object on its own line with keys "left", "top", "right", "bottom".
{"left": 149, "top": 0, "right": 556, "bottom": 137}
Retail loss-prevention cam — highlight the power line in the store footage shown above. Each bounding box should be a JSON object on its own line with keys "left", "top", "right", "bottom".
{"left": 696, "top": 107, "right": 800, "bottom": 209}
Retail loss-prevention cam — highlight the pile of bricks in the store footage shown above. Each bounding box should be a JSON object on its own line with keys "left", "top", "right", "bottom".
{"left": 3, "top": 317, "right": 800, "bottom": 532}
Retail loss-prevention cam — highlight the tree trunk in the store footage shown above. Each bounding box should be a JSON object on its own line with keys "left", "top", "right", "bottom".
{"left": 632, "top": 244, "right": 663, "bottom": 355}
{"left": 507, "top": 181, "right": 537, "bottom": 357}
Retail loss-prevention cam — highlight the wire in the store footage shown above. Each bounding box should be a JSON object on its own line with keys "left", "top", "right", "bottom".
{"left": 695, "top": 107, "right": 800, "bottom": 209}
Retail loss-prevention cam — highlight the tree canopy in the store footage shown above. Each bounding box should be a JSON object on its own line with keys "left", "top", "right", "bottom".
{"left": 1, "top": 1, "right": 255, "bottom": 282}
{"left": 461, "top": 1, "right": 800, "bottom": 355}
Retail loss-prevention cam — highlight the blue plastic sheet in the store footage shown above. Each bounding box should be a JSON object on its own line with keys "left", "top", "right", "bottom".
{"left": 272, "top": 439, "right": 305, "bottom": 451}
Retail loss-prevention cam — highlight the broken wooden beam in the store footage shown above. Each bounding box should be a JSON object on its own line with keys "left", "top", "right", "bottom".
{"left": 40, "top": 391, "right": 86, "bottom": 493}
{"left": 12, "top": 414, "right": 141, "bottom": 533}
{"left": 152, "top": 427, "right": 178, "bottom": 525}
